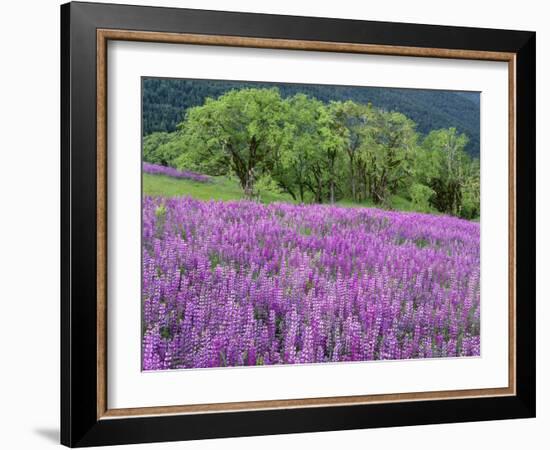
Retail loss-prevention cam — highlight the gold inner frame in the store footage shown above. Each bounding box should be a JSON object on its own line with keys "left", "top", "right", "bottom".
{"left": 96, "top": 29, "right": 517, "bottom": 420}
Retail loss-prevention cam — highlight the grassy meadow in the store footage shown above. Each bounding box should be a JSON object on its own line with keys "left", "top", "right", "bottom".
{"left": 143, "top": 172, "right": 438, "bottom": 215}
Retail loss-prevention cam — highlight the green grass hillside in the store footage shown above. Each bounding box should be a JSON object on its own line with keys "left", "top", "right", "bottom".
{"left": 143, "top": 172, "right": 440, "bottom": 215}
{"left": 143, "top": 173, "right": 294, "bottom": 204}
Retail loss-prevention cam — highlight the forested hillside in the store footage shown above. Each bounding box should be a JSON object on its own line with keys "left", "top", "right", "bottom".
{"left": 142, "top": 78, "right": 480, "bottom": 156}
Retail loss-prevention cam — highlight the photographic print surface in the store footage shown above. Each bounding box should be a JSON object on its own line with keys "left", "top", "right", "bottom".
{"left": 141, "top": 78, "right": 481, "bottom": 371}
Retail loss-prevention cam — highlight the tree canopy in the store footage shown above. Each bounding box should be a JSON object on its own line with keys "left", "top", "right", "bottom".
{"left": 142, "top": 77, "right": 481, "bottom": 157}
{"left": 144, "top": 87, "right": 480, "bottom": 219}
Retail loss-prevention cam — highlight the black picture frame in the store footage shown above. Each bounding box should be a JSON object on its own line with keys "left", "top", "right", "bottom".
{"left": 61, "top": 1, "right": 535, "bottom": 447}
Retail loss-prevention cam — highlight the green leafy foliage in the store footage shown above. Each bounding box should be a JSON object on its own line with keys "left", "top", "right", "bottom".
{"left": 409, "top": 183, "right": 435, "bottom": 213}
{"left": 143, "top": 132, "right": 175, "bottom": 165}
{"left": 276, "top": 94, "right": 328, "bottom": 203}
{"left": 142, "top": 78, "right": 480, "bottom": 156}
{"left": 254, "top": 173, "right": 285, "bottom": 203}
{"left": 143, "top": 86, "right": 479, "bottom": 219}
{"left": 421, "top": 128, "right": 479, "bottom": 218}
{"left": 174, "top": 88, "right": 288, "bottom": 198}
{"left": 357, "top": 109, "right": 418, "bottom": 206}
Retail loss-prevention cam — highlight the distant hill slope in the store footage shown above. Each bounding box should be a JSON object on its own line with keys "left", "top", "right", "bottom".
{"left": 142, "top": 78, "right": 480, "bottom": 157}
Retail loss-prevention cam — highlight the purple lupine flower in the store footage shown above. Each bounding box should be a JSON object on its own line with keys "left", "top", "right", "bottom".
{"left": 143, "top": 162, "right": 210, "bottom": 183}
{"left": 142, "top": 196, "right": 480, "bottom": 370}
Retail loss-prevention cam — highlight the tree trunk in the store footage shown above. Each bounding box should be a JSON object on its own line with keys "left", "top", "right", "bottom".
{"left": 348, "top": 151, "right": 356, "bottom": 201}
{"left": 329, "top": 153, "right": 336, "bottom": 204}
{"left": 350, "top": 162, "right": 356, "bottom": 201}
{"left": 243, "top": 167, "right": 255, "bottom": 200}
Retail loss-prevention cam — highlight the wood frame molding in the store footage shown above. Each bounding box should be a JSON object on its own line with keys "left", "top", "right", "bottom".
{"left": 61, "top": 2, "right": 535, "bottom": 446}
{"left": 96, "top": 28, "right": 516, "bottom": 420}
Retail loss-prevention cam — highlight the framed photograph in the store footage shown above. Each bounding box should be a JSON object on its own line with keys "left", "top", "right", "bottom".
{"left": 61, "top": 1, "right": 536, "bottom": 447}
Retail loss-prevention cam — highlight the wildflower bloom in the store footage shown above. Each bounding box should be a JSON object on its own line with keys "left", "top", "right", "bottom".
{"left": 143, "top": 162, "right": 211, "bottom": 183}
{"left": 142, "top": 196, "right": 480, "bottom": 370}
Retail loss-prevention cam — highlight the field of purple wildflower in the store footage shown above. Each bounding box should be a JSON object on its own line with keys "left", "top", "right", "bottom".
{"left": 143, "top": 162, "right": 211, "bottom": 183}
{"left": 142, "top": 196, "right": 480, "bottom": 370}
